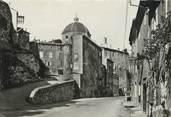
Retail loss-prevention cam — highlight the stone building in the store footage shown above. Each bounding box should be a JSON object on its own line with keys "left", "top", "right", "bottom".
{"left": 29, "top": 17, "right": 105, "bottom": 98}
{"left": 129, "top": 3, "right": 151, "bottom": 111}
{"left": 30, "top": 40, "right": 64, "bottom": 75}
{"left": 127, "top": 56, "right": 138, "bottom": 102}
{"left": 0, "top": 1, "right": 48, "bottom": 89}
{"left": 101, "top": 46, "right": 129, "bottom": 96}
{"left": 128, "top": 0, "right": 171, "bottom": 116}
{"left": 62, "top": 17, "right": 102, "bottom": 97}
{"left": 113, "top": 73, "right": 119, "bottom": 96}
{"left": 99, "top": 64, "right": 107, "bottom": 97}
{"left": 106, "top": 59, "right": 114, "bottom": 96}
{"left": 129, "top": 0, "right": 160, "bottom": 115}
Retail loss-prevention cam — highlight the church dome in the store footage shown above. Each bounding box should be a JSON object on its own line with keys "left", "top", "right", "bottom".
{"left": 62, "top": 16, "right": 91, "bottom": 37}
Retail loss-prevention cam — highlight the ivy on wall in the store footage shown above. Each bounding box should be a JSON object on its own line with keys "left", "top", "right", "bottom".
{"left": 142, "top": 16, "right": 171, "bottom": 60}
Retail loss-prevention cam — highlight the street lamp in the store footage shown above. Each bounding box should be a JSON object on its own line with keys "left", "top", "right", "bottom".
{"left": 123, "top": 0, "right": 129, "bottom": 50}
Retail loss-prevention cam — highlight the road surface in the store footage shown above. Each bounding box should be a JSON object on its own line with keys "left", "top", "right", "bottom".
{"left": 1, "top": 97, "right": 130, "bottom": 117}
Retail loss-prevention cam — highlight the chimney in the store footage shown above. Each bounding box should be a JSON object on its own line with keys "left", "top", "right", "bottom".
{"left": 104, "top": 37, "right": 108, "bottom": 44}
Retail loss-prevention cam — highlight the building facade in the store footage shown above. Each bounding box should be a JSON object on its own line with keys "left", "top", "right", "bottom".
{"left": 129, "top": 0, "right": 171, "bottom": 116}
{"left": 29, "top": 16, "right": 121, "bottom": 98}
{"left": 30, "top": 40, "right": 64, "bottom": 75}
{"left": 101, "top": 46, "right": 129, "bottom": 96}
{"left": 62, "top": 17, "right": 103, "bottom": 97}
{"left": 106, "top": 59, "right": 114, "bottom": 96}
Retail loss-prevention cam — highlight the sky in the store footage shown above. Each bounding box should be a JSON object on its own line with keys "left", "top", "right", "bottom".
{"left": 4, "top": 0, "right": 138, "bottom": 51}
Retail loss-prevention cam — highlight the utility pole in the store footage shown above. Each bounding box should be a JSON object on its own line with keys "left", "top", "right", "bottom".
{"left": 166, "top": 0, "right": 171, "bottom": 111}
{"left": 123, "top": 0, "right": 129, "bottom": 50}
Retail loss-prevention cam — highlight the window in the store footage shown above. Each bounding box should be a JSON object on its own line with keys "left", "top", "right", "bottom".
{"left": 60, "top": 46, "right": 63, "bottom": 51}
{"left": 47, "top": 61, "right": 51, "bottom": 66}
{"left": 104, "top": 51, "right": 107, "bottom": 57}
{"left": 39, "top": 51, "right": 44, "bottom": 58}
{"left": 60, "top": 60, "right": 63, "bottom": 67}
{"left": 110, "top": 52, "right": 112, "bottom": 58}
{"left": 144, "top": 14, "right": 147, "bottom": 25}
{"left": 99, "top": 52, "right": 101, "bottom": 57}
{"left": 113, "top": 63, "right": 116, "bottom": 69}
{"left": 58, "top": 69, "right": 63, "bottom": 75}
{"left": 49, "top": 52, "right": 53, "bottom": 58}
{"left": 44, "top": 60, "right": 47, "bottom": 65}
{"left": 59, "top": 53, "right": 63, "bottom": 60}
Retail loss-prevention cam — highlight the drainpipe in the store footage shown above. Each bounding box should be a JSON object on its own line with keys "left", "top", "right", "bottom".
{"left": 166, "top": 0, "right": 171, "bottom": 113}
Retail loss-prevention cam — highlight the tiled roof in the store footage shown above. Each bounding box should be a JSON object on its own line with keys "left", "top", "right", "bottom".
{"left": 62, "top": 21, "right": 91, "bottom": 37}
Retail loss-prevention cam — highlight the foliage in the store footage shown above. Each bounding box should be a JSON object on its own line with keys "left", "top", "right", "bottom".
{"left": 142, "top": 16, "right": 171, "bottom": 60}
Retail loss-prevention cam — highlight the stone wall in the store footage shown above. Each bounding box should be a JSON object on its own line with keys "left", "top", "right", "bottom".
{"left": 106, "top": 59, "right": 114, "bottom": 96}
{"left": 0, "top": 1, "right": 48, "bottom": 89}
{"left": 18, "top": 29, "right": 30, "bottom": 50}
{"left": 101, "top": 47, "right": 129, "bottom": 93}
{"left": 29, "top": 42, "right": 39, "bottom": 57}
{"left": 0, "top": 1, "right": 14, "bottom": 49}
{"left": 81, "top": 36, "right": 102, "bottom": 98}
{"left": 113, "top": 74, "right": 119, "bottom": 96}
{"left": 30, "top": 42, "right": 64, "bottom": 75}
{"left": 16, "top": 53, "right": 40, "bottom": 75}
{"left": 28, "top": 80, "right": 79, "bottom": 104}
{"left": 0, "top": 51, "right": 38, "bottom": 89}
{"left": 98, "top": 65, "right": 107, "bottom": 97}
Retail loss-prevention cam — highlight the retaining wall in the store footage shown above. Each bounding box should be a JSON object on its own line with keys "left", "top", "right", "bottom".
{"left": 29, "top": 80, "right": 79, "bottom": 104}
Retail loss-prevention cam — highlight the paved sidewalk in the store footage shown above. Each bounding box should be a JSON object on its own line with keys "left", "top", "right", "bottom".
{"left": 123, "top": 101, "right": 147, "bottom": 117}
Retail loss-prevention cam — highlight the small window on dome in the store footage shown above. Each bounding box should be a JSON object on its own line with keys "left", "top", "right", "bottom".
{"left": 66, "top": 35, "right": 68, "bottom": 39}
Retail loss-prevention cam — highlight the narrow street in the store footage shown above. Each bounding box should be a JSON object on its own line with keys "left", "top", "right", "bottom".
{"left": 1, "top": 97, "right": 130, "bottom": 117}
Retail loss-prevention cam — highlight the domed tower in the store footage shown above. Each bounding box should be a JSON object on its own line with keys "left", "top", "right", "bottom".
{"left": 62, "top": 16, "right": 91, "bottom": 81}
{"left": 62, "top": 16, "right": 91, "bottom": 40}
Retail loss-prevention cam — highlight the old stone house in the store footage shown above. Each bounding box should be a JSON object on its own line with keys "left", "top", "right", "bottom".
{"left": 62, "top": 17, "right": 102, "bottom": 97}
{"left": 30, "top": 40, "right": 64, "bottom": 75}
{"left": 0, "top": 0, "right": 121, "bottom": 102}
{"left": 101, "top": 46, "right": 129, "bottom": 96}
{"left": 128, "top": 0, "right": 171, "bottom": 116}
{"left": 30, "top": 17, "right": 105, "bottom": 98}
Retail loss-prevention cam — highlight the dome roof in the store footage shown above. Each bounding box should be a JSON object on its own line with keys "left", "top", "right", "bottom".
{"left": 62, "top": 17, "right": 91, "bottom": 37}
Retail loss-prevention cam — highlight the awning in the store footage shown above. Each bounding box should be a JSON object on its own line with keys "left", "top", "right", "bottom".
{"left": 129, "top": 6, "right": 146, "bottom": 45}
{"left": 129, "top": 19, "right": 136, "bottom": 45}
{"left": 140, "top": 0, "right": 161, "bottom": 25}
{"left": 134, "top": 6, "right": 147, "bottom": 38}
{"left": 129, "top": 3, "right": 147, "bottom": 45}
{"left": 129, "top": 0, "right": 161, "bottom": 45}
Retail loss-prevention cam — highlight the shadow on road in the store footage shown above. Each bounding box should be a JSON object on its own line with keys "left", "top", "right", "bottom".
{"left": 0, "top": 80, "right": 78, "bottom": 117}
{"left": 1, "top": 100, "right": 80, "bottom": 117}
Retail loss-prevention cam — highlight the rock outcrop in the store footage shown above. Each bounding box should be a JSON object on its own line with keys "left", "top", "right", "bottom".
{"left": 0, "top": 1, "right": 48, "bottom": 89}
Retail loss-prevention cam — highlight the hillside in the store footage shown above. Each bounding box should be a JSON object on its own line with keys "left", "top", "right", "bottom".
{"left": 0, "top": 0, "right": 48, "bottom": 89}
